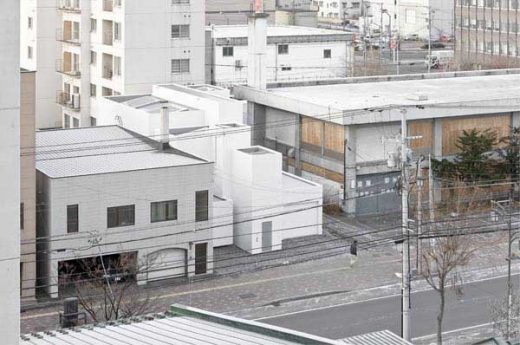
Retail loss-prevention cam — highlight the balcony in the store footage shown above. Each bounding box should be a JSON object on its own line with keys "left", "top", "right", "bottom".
{"left": 103, "top": 0, "right": 113, "bottom": 11}
{"left": 56, "top": 91, "right": 81, "bottom": 112}
{"left": 57, "top": 0, "right": 81, "bottom": 13}
{"left": 56, "top": 59, "right": 81, "bottom": 78}
{"left": 56, "top": 28, "right": 81, "bottom": 46}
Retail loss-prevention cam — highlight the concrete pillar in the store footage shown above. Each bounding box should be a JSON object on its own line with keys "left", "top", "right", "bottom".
{"left": 48, "top": 259, "right": 59, "bottom": 299}
{"left": 249, "top": 103, "right": 266, "bottom": 146}
{"left": 247, "top": 12, "right": 269, "bottom": 90}
{"left": 295, "top": 114, "right": 302, "bottom": 176}
{"left": 511, "top": 111, "right": 520, "bottom": 129}
{"left": 342, "top": 125, "right": 357, "bottom": 215}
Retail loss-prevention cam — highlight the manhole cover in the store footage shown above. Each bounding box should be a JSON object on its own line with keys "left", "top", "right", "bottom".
{"left": 239, "top": 293, "right": 256, "bottom": 299}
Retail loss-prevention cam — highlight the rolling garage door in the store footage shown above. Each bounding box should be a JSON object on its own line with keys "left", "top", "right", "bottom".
{"left": 146, "top": 248, "right": 187, "bottom": 282}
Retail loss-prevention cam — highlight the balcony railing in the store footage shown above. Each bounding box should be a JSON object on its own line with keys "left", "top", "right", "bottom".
{"left": 56, "top": 60, "right": 81, "bottom": 78}
{"left": 103, "top": 66, "right": 113, "bottom": 79}
{"left": 56, "top": 28, "right": 81, "bottom": 45}
{"left": 57, "top": 0, "right": 81, "bottom": 12}
{"left": 56, "top": 91, "right": 81, "bottom": 111}
{"left": 103, "top": 0, "right": 113, "bottom": 11}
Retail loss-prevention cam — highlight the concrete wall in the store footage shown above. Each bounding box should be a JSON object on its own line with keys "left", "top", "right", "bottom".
{"left": 211, "top": 37, "right": 352, "bottom": 86}
{"left": 21, "top": 71, "right": 37, "bottom": 302}
{"left": 212, "top": 196, "right": 234, "bottom": 247}
{"left": 21, "top": 0, "right": 61, "bottom": 129}
{"left": 0, "top": 0, "right": 21, "bottom": 340}
{"left": 39, "top": 163, "right": 214, "bottom": 297}
{"left": 205, "top": 0, "right": 277, "bottom": 25}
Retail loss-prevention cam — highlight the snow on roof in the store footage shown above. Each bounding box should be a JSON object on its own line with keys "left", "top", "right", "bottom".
{"left": 36, "top": 126, "right": 207, "bottom": 178}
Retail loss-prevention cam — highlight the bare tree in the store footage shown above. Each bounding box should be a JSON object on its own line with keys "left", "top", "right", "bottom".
{"left": 421, "top": 232, "right": 474, "bottom": 345}
{"left": 66, "top": 253, "right": 158, "bottom": 323}
{"left": 490, "top": 292, "right": 520, "bottom": 340}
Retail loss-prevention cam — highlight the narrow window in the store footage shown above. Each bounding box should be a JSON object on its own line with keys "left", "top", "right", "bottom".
{"left": 20, "top": 203, "right": 24, "bottom": 230}
{"left": 151, "top": 200, "right": 178, "bottom": 223}
{"left": 67, "top": 204, "right": 79, "bottom": 233}
{"left": 195, "top": 190, "right": 208, "bottom": 222}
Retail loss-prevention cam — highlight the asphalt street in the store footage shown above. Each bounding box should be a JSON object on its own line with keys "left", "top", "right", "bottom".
{"left": 261, "top": 274, "right": 517, "bottom": 340}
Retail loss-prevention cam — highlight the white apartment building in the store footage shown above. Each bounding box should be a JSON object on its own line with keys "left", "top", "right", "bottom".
{"left": 0, "top": 0, "right": 21, "bottom": 341}
{"left": 21, "top": 0, "right": 206, "bottom": 129}
{"left": 206, "top": 25, "right": 354, "bottom": 86}
{"left": 36, "top": 126, "right": 216, "bottom": 298}
{"left": 96, "top": 83, "right": 323, "bottom": 254}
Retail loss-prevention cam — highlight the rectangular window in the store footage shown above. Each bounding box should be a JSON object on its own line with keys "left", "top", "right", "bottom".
{"left": 151, "top": 200, "right": 178, "bottom": 223}
{"left": 67, "top": 204, "right": 79, "bottom": 233}
{"left": 90, "top": 50, "right": 97, "bottom": 65}
{"left": 171, "top": 24, "right": 190, "bottom": 38}
{"left": 278, "top": 44, "right": 289, "bottom": 54}
{"left": 28, "top": 17, "right": 33, "bottom": 29}
{"left": 73, "top": 117, "right": 79, "bottom": 128}
{"left": 102, "top": 87, "right": 113, "bottom": 96}
{"left": 223, "top": 46, "right": 234, "bottom": 57}
{"left": 114, "top": 56, "right": 121, "bottom": 76}
{"left": 281, "top": 65, "right": 292, "bottom": 71}
{"left": 90, "top": 83, "right": 97, "bottom": 97}
{"left": 27, "top": 46, "right": 33, "bottom": 59}
{"left": 90, "top": 18, "right": 97, "bottom": 32}
{"left": 20, "top": 203, "right": 24, "bottom": 230}
{"left": 114, "top": 22, "right": 121, "bottom": 41}
{"left": 64, "top": 114, "right": 70, "bottom": 128}
{"left": 90, "top": 116, "right": 97, "bottom": 126}
{"left": 323, "top": 49, "right": 332, "bottom": 58}
{"left": 171, "top": 59, "right": 190, "bottom": 73}
{"left": 195, "top": 190, "right": 209, "bottom": 222}
{"left": 107, "top": 205, "right": 135, "bottom": 228}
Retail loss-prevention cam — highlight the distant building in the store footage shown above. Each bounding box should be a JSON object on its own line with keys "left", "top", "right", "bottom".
{"left": 455, "top": 0, "right": 520, "bottom": 64}
{"left": 20, "top": 69, "right": 37, "bottom": 302}
{"left": 234, "top": 69, "right": 520, "bottom": 215}
{"left": 276, "top": 0, "right": 320, "bottom": 27}
{"left": 96, "top": 83, "right": 323, "bottom": 254}
{"left": 205, "top": 0, "right": 277, "bottom": 25}
{"left": 206, "top": 25, "right": 354, "bottom": 86}
{"left": 36, "top": 126, "right": 215, "bottom": 298}
{"left": 21, "top": 0, "right": 206, "bottom": 129}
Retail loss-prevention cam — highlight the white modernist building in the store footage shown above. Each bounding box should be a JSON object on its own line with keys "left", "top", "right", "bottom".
{"left": 21, "top": 0, "right": 206, "bottom": 129}
{"left": 0, "top": 0, "right": 21, "bottom": 342}
{"left": 206, "top": 25, "right": 353, "bottom": 86}
{"left": 36, "top": 126, "right": 217, "bottom": 298}
{"left": 96, "top": 83, "right": 323, "bottom": 254}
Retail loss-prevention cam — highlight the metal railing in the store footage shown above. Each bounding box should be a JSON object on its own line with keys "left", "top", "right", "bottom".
{"left": 56, "top": 60, "right": 81, "bottom": 77}
{"left": 56, "top": 28, "right": 81, "bottom": 45}
{"left": 56, "top": 91, "right": 81, "bottom": 111}
{"left": 57, "top": 0, "right": 81, "bottom": 12}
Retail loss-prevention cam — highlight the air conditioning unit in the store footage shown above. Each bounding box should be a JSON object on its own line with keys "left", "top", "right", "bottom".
{"left": 72, "top": 93, "right": 80, "bottom": 109}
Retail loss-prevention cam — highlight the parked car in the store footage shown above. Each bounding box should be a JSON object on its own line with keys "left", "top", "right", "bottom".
{"left": 421, "top": 42, "right": 446, "bottom": 49}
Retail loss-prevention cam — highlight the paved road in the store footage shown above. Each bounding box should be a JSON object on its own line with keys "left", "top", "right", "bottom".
{"left": 261, "top": 274, "right": 517, "bottom": 340}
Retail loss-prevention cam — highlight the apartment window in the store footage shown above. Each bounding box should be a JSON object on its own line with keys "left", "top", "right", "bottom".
{"left": 281, "top": 65, "right": 292, "bottom": 71}
{"left": 20, "top": 203, "right": 24, "bottom": 230}
{"left": 171, "top": 59, "right": 190, "bottom": 73}
{"left": 102, "top": 87, "right": 113, "bottom": 96}
{"left": 195, "top": 190, "right": 209, "bottom": 222}
{"left": 113, "top": 56, "right": 121, "bottom": 76}
{"left": 67, "top": 204, "right": 79, "bottom": 233}
{"left": 107, "top": 205, "right": 135, "bottom": 228}
{"left": 171, "top": 24, "right": 190, "bottom": 38}
{"left": 278, "top": 44, "right": 289, "bottom": 54}
{"left": 222, "top": 46, "right": 234, "bottom": 57}
{"left": 90, "top": 116, "right": 97, "bottom": 126}
{"left": 90, "top": 51, "right": 97, "bottom": 65}
{"left": 151, "top": 200, "right": 178, "bottom": 223}
{"left": 90, "top": 19, "right": 97, "bottom": 32}
{"left": 64, "top": 114, "right": 71, "bottom": 128}
{"left": 73, "top": 117, "right": 79, "bottom": 128}
{"left": 27, "top": 46, "right": 33, "bottom": 59}
{"left": 90, "top": 83, "right": 97, "bottom": 97}
{"left": 323, "top": 49, "right": 332, "bottom": 58}
{"left": 28, "top": 17, "right": 33, "bottom": 29}
{"left": 114, "top": 22, "right": 121, "bottom": 41}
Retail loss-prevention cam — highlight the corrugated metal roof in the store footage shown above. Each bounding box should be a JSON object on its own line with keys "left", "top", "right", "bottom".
{"left": 20, "top": 315, "right": 325, "bottom": 345}
{"left": 340, "top": 330, "right": 413, "bottom": 345}
{"left": 36, "top": 126, "right": 207, "bottom": 178}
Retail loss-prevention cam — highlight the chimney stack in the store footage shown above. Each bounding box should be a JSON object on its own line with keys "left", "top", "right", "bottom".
{"left": 247, "top": 0, "right": 268, "bottom": 90}
{"left": 160, "top": 105, "right": 170, "bottom": 150}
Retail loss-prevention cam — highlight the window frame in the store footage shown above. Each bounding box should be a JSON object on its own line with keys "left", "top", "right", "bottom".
{"left": 107, "top": 204, "right": 135, "bottom": 228}
{"left": 67, "top": 204, "right": 79, "bottom": 233}
{"left": 151, "top": 200, "right": 178, "bottom": 223}
{"left": 323, "top": 49, "right": 332, "bottom": 58}
{"left": 222, "top": 46, "right": 234, "bottom": 57}
{"left": 195, "top": 190, "right": 209, "bottom": 222}
{"left": 278, "top": 44, "right": 289, "bottom": 55}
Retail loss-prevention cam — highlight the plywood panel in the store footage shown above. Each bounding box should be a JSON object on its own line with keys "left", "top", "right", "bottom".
{"left": 409, "top": 120, "right": 433, "bottom": 151}
{"left": 288, "top": 158, "right": 344, "bottom": 183}
{"left": 301, "top": 116, "right": 322, "bottom": 147}
{"left": 324, "top": 122, "right": 345, "bottom": 154}
{"left": 442, "top": 114, "right": 510, "bottom": 155}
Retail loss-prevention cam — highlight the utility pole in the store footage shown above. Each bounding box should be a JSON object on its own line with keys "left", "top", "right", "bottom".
{"left": 427, "top": 6, "right": 432, "bottom": 73}
{"left": 400, "top": 109, "right": 411, "bottom": 341}
{"left": 428, "top": 154, "right": 435, "bottom": 224}
{"left": 416, "top": 156, "right": 424, "bottom": 273}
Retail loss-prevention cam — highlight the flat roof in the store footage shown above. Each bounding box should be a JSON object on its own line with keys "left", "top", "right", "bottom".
{"left": 270, "top": 73, "right": 520, "bottom": 111}
{"left": 109, "top": 94, "right": 193, "bottom": 113}
{"left": 209, "top": 24, "right": 351, "bottom": 39}
{"left": 36, "top": 126, "right": 207, "bottom": 178}
{"left": 20, "top": 305, "right": 341, "bottom": 345}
